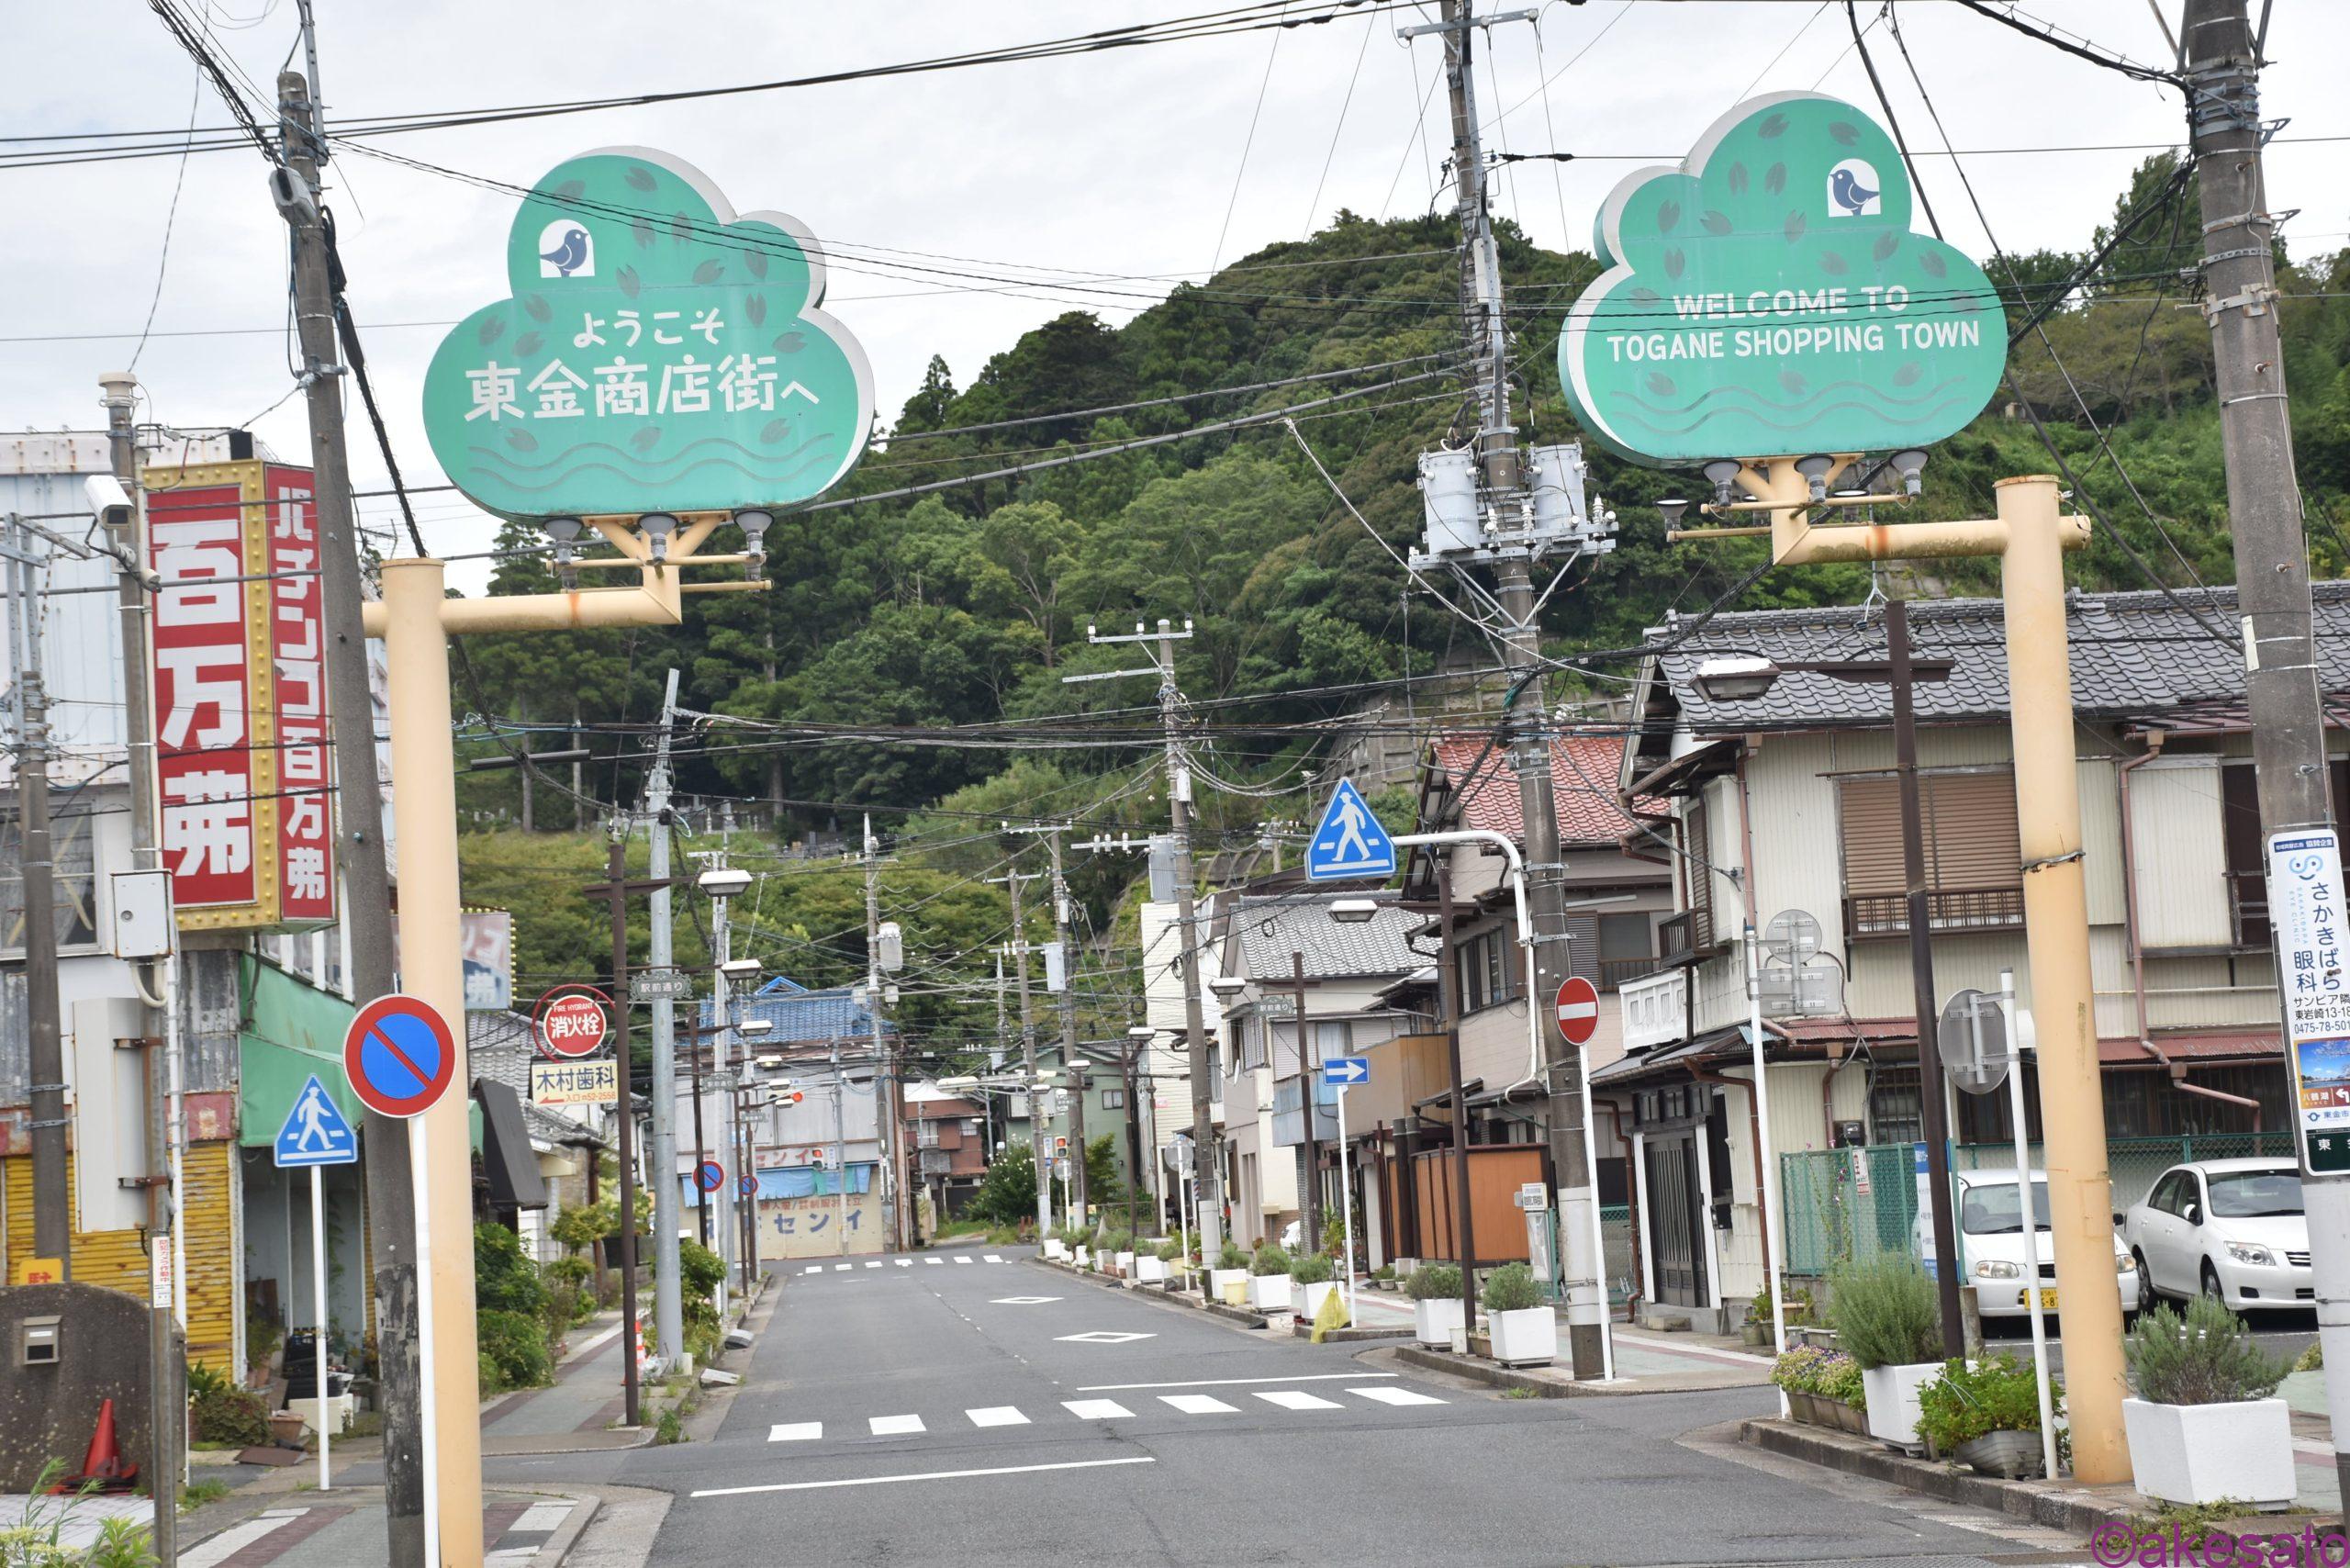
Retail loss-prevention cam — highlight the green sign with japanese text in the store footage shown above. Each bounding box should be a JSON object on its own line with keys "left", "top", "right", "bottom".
{"left": 422, "top": 148, "right": 873, "bottom": 518}
{"left": 1559, "top": 94, "right": 2005, "bottom": 465}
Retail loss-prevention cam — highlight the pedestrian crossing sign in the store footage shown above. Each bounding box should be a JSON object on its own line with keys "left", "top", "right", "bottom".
{"left": 1306, "top": 778, "right": 1395, "bottom": 882}
{"left": 274, "top": 1073, "right": 358, "bottom": 1168}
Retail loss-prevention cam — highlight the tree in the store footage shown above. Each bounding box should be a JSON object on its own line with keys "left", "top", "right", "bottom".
{"left": 967, "top": 1142, "right": 1038, "bottom": 1227}
{"left": 1082, "top": 1135, "right": 1126, "bottom": 1213}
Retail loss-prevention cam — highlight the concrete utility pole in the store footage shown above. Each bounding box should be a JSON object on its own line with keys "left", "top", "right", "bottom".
{"left": 864, "top": 816, "right": 903, "bottom": 1250}
{"left": 2184, "top": 0, "right": 2350, "bottom": 1501}
{"left": 7, "top": 523, "right": 66, "bottom": 1270}
{"left": 646, "top": 671, "right": 685, "bottom": 1371}
{"left": 991, "top": 862, "right": 1050, "bottom": 1233}
{"left": 1294, "top": 952, "right": 1318, "bottom": 1254}
{"left": 97, "top": 374, "right": 181, "bottom": 1566}
{"left": 1421, "top": 0, "right": 1606, "bottom": 1376}
{"left": 273, "top": 67, "right": 426, "bottom": 1562}
{"left": 1008, "top": 824, "right": 1089, "bottom": 1223}
{"left": 583, "top": 826, "right": 657, "bottom": 1431}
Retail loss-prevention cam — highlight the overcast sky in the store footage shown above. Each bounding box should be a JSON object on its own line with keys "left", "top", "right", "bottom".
{"left": 6, "top": 2, "right": 2344, "bottom": 590}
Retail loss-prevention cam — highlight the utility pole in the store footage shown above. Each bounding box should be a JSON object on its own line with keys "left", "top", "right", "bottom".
{"left": 274, "top": 67, "right": 425, "bottom": 1562}
{"left": 1404, "top": 0, "right": 1607, "bottom": 1377}
{"left": 96, "top": 374, "right": 181, "bottom": 1563}
{"left": 2185, "top": 0, "right": 2350, "bottom": 1500}
{"left": 645, "top": 672, "right": 685, "bottom": 1370}
{"left": 1008, "top": 825, "right": 1089, "bottom": 1223}
{"left": 584, "top": 825, "right": 662, "bottom": 1431}
{"left": 7, "top": 524, "right": 66, "bottom": 1271}
{"left": 990, "top": 863, "right": 1050, "bottom": 1233}
{"left": 1074, "top": 619, "right": 1221, "bottom": 1257}
{"left": 1294, "top": 952, "right": 1317, "bottom": 1255}
{"left": 864, "top": 817, "right": 903, "bottom": 1250}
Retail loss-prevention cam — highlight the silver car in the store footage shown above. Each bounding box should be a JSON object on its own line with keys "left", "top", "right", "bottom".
{"left": 2124, "top": 1159, "right": 2310, "bottom": 1311}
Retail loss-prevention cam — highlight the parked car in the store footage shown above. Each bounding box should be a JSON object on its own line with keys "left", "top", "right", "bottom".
{"left": 2124, "top": 1159, "right": 2310, "bottom": 1311}
{"left": 1913, "top": 1169, "right": 2143, "bottom": 1320}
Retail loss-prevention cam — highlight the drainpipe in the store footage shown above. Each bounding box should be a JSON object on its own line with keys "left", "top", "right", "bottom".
{"left": 2117, "top": 733, "right": 2265, "bottom": 1128}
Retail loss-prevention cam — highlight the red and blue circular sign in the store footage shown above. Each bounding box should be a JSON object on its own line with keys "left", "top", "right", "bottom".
{"left": 694, "top": 1159, "right": 724, "bottom": 1194}
{"left": 738, "top": 1174, "right": 757, "bottom": 1198}
{"left": 342, "top": 994, "right": 458, "bottom": 1120}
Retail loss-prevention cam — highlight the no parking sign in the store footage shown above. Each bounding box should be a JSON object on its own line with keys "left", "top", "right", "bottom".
{"left": 343, "top": 994, "right": 458, "bottom": 1119}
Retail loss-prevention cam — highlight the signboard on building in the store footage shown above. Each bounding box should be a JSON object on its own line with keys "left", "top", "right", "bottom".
{"left": 1559, "top": 93, "right": 2006, "bottom": 464}
{"left": 146, "top": 459, "right": 337, "bottom": 930}
{"left": 531, "top": 1058, "right": 618, "bottom": 1105}
{"left": 2269, "top": 828, "right": 2350, "bottom": 1173}
{"left": 391, "top": 909, "right": 515, "bottom": 1010}
{"left": 420, "top": 148, "right": 875, "bottom": 521}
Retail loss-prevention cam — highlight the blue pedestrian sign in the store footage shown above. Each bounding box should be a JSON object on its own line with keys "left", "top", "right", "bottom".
{"left": 1306, "top": 778, "right": 1395, "bottom": 882}
{"left": 274, "top": 1074, "right": 358, "bottom": 1168}
{"left": 1321, "top": 1057, "right": 1369, "bottom": 1087}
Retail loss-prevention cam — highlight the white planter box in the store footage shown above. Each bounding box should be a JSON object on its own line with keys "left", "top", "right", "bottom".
{"left": 1862, "top": 1362, "right": 1942, "bottom": 1448}
{"left": 1413, "top": 1296, "right": 1465, "bottom": 1349}
{"left": 1136, "top": 1256, "right": 1168, "bottom": 1283}
{"left": 1115, "top": 1250, "right": 1135, "bottom": 1277}
{"left": 1210, "top": 1268, "right": 1249, "bottom": 1305}
{"left": 2123, "top": 1396, "right": 2296, "bottom": 1508}
{"left": 1043, "top": 1238, "right": 1068, "bottom": 1260}
{"left": 1074, "top": 1246, "right": 1090, "bottom": 1268}
{"left": 1248, "top": 1274, "right": 1291, "bottom": 1312}
{"left": 1487, "top": 1305, "right": 1556, "bottom": 1366}
{"left": 1292, "top": 1280, "right": 1337, "bottom": 1321}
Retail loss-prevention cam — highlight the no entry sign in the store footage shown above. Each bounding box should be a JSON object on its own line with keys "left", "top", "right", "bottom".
{"left": 344, "top": 994, "right": 458, "bottom": 1119}
{"left": 1555, "top": 977, "right": 1601, "bottom": 1047}
{"left": 534, "top": 989, "right": 610, "bottom": 1060}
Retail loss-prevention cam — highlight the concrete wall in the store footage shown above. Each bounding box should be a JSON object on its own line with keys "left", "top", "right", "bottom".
{"left": 0, "top": 1282, "right": 174, "bottom": 1491}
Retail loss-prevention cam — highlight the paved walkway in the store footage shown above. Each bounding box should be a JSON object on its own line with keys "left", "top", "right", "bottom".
{"left": 182, "top": 1491, "right": 590, "bottom": 1568}
{"left": 483, "top": 1317, "right": 631, "bottom": 1440}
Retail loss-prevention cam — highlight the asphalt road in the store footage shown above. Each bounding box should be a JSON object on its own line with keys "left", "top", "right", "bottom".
{"left": 589, "top": 1248, "right": 2088, "bottom": 1568}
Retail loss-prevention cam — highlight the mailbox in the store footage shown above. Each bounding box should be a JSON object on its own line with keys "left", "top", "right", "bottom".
{"left": 19, "top": 1316, "right": 60, "bottom": 1367}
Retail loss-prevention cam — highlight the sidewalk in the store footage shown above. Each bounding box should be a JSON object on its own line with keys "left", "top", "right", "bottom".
{"left": 479, "top": 1315, "right": 650, "bottom": 1454}
{"left": 179, "top": 1489, "right": 595, "bottom": 1568}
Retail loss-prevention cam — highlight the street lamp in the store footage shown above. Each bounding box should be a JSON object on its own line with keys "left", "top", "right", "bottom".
{"left": 738, "top": 1018, "right": 772, "bottom": 1038}
{"left": 1684, "top": 602, "right": 1968, "bottom": 1359}
{"left": 717, "top": 957, "right": 761, "bottom": 980}
{"left": 1328, "top": 898, "right": 1379, "bottom": 924}
{"left": 697, "top": 867, "right": 752, "bottom": 900}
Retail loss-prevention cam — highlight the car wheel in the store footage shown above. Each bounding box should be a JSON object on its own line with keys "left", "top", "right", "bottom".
{"left": 2201, "top": 1261, "right": 2226, "bottom": 1305}
{"left": 2132, "top": 1248, "right": 2154, "bottom": 1301}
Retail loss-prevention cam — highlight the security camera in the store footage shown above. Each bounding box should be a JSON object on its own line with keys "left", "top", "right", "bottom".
{"left": 84, "top": 476, "right": 133, "bottom": 531}
{"left": 268, "top": 167, "right": 318, "bottom": 228}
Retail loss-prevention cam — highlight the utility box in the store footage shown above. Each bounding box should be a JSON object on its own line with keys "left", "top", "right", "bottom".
{"left": 70, "top": 997, "right": 149, "bottom": 1235}
{"left": 108, "top": 870, "right": 173, "bottom": 960}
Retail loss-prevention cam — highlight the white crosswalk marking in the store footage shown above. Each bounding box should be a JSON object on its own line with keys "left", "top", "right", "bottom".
{"left": 768, "top": 1422, "right": 823, "bottom": 1442}
{"left": 954, "top": 1255, "right": 973, "bottom": 1265}
{"left": 894, "top": 1259, "right": 912, "bottom": 1267}
{"left": 864, "top": 1261, "right": 882, "bottom": 1269}
{"left": 966, "top": 1406, "right": 1029, "bottom": 1428}
{"left": 924, "top": 1258, "right": 943, "bottom": 1266}
{"left": 1255, "top": 1390, "right": 1343, "bottom": 1411}
{"left": 1349, "top": 1386, "right": 1446, "bottom": 1406}
{"left": 834, "top": 1264, "right": 852, "bottom": 1272}
{"left": 184, "top": 1514, "right": 301, "bottom": 1568}
{"left": 983, "top": 1253, "right": 1003, "bottom": 1262}
{"left": 801, "top": 1265, "right": 822, "bottom": 1275}
{"left": 1061, "top": 1399, "right": 1136, "bottom": 1420}
{"left": 870, "top": 1414, "right": 926, "bottom": 1436}
{"left": 1159, "top": 1394, "right": 1240, "bottom": 1415}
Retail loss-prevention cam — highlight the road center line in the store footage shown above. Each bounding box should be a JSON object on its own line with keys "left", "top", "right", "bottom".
{"left": 1077, "top": 1372, "right": 1398, "bottom": 1392}
{"left": 689, "top": 1455, "right": 1155, "bottom": 1497}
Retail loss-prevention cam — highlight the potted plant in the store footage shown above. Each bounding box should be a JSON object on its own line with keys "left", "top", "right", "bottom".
{"left": 1917, "top": 1354, "right": 2059, "bottom": 1478}
{"left": 1248, "top": 1245, "right": 1293, "bottom": 1312}
{"left": 2121, "top": 1295, "right": 2294, "bottom": 1508}
{"left": 1289, "top": 1252, "right": 1338, "bottom": 1322}
{"left": 1771, "top": 1346, "right": 1867, "bottom": 1433}
{"left": 1832, "top": 1257, "right": 1944, "bottom": 1448}
{"left": 1405, "top": 1263, "right": 1465, "bottom": 1349}
{"left": 1744, "top": 1285, "right": 1774, "bottom": 1348}
{"left": 1482, "top": 1262, "right": 1555, "bottom": 1367}
{"left": 1211, "top": 1241, "right": 1250, "bottom": 1306}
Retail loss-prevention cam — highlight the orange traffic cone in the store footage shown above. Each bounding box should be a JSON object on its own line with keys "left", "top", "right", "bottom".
{"left": 57, "top": 1397, "right": 138, "bottom": 1493}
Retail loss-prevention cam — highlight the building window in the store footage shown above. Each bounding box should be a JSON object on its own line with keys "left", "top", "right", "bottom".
{"left": 1868, "top": 1065, "right": 1924, "bottom": 1147}
{"left": 0, "top": 812, "right": 98, "bottom": 955}
{"left": 1101, "top": 1088, "right": 1125, "bottom": 1109}
{"left": 1684, "top": 802, "right": 1716, "bottom": 951}
{"left": 1457, "top": 929, "right": 1516, "bottom": 1013}
{"left": 1838, "top": 770, "right": 2025, "bottom": 937}
{"left": 916, "top": 1119, "right": 941, "bottom": 1148}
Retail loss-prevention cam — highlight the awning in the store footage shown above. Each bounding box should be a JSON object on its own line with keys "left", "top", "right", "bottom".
{"left": 237, "top": 956, "right": 362, "bottom": 1148}
{"left": 682, "top": 1161, "right": 874, "bottom": 1209}
{"left": 474, "top": 1079, "right": 547, "bottom": 1210}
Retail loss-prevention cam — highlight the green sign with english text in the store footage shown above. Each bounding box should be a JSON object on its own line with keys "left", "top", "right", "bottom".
{"left": 1559, "top": 94, "right": 2005, "bottom": 465}
{"left": 421, "top": 149, "right": 873, "bottom": 519}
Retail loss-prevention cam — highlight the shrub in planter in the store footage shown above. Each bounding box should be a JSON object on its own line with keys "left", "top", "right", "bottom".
{"left": 2122, "top": 1296, "right": 2294, "bottom": 1507}
{"left": 190, "top": 1371, "right": 271, "bottom": 1448}
{"left": 1248, "top": 1244, "right": 1293, "bottom": 1310}
{"left": 1404, "top": 1263, "right": 1465, "bottom": 1349}
{"left": 1249, "top": 1244, "right": 1292, "bottom": 1277}
{"left": 1770, "top": 1347, "right": 1865, "bottom": 1430}
{"left": 1831, "top": 1257, "right": 1943, "bottom": 1447}
{"left": 477, "top": 1308, "right": 554, "bottom": 1393}
{"left": 1156, "top": 1239, "right": 1183, "bottom": 1262}
{"left": 1917, "top": 1354, "right": 2059, "bottom": 1477}
{"left": 1218, "top": 1241, "right": 1248, "bottom": 1271}
{"left": 1288, "top": 1251, "right": 1337, "bottom": 1319}
{"left": 1482, "top": 1262, "right": 1554, "bottom": 1366}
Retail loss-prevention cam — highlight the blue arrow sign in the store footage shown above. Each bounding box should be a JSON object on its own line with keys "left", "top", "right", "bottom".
{"left": 1321, "top": 1056, "right": 1370, "bottom": 1086}
{"left": 1306, "top": 778, "right": 1395, "bottom": 882}
{"left": 274, "top": 1073, "right": 359, "bottom": 1168}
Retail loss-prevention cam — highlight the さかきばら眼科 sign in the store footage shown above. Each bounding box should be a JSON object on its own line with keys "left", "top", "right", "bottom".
{"left": 1559, "top": 93, "right": 2005, "bottom": 465}
{"left": 421, "top": 149, "right": 874, "bottom": 520}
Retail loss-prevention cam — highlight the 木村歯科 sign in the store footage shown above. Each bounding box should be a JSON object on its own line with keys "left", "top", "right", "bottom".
{"left": 421, "top": 148, "right": 874, "bottom": 520}
{"left": 1559, "top": 93, "right": 2005, "bottom": 465}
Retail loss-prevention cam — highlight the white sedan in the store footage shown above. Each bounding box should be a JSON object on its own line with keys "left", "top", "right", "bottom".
{"left": 2124, "top": 1159, "right": 2310, "bottom": 1312}
{"left": 1915, "top": 1169, "right": 2143, "bottom": 1319}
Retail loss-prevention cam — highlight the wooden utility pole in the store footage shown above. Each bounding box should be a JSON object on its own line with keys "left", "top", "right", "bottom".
{"left": 583, "top": 828, "right": 666, "bottom": 1430}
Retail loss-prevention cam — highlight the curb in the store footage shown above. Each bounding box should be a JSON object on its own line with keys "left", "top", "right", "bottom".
{"left": 1388, "top": 1342, "right": 1759, "bottom": 1397}
{"left": 1289, "top": 1318, "right": 1411, "bottom": 1344}
{"left": 1026, "top": 1258, "right": 1270, "bottom": 1328}
{"left": 537, "top": 1489, "right": 601, "bottom": 1568}
{"left": 1738, "top": 1417, "right": 2139, "bottom": 1537}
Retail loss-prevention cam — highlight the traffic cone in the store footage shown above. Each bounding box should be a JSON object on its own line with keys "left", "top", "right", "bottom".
{"left": 57, "top": 1398, "right": 138, "bottom": 1493}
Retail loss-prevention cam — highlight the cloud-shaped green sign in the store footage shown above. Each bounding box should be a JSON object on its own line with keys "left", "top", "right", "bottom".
{"left": 1559, "top": 93, "right": 2004, "bottom": 465}
{"left": 422, "top": 148, "right": 874, "bottom": 518}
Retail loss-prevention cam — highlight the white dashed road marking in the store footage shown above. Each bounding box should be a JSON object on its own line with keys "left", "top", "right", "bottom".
{"left": 1350, "top": 1386, "right": 1446, "bottom": 1406}
{"left": 954, "top": 1255, "right": 973, "bottom": 1265}
{"left": 924, "top": 1258, "right": 943, "bottom": 1266}
{"left": 984, "top": 1253, "right": 1003, "bottom": 1261}
{"left": 1254, "top": 1390, "right": 1344, "bottom": 1411}
{"left": 967, "top": 1406, "right": 1029, "bottom": 1428}
{"left": 692, "top": 1455, "right": 1154, "bottom": 1497}
{"left": 865, "top": 1261, "right": 882, "bottom": 1270}
{"left": 870, "top": 1414, "right": 926, "bottom": 1436}
{"left": 1079, "top": 1372, "right": 1395, "bottom": 1391}
{"left": 769, "top": 1422, "right": 824, "bottom": 1442}
{"left": 1158, "top": 1394, "right": 1240, "bottom": 1415}
{"left": 834, "top": 1264, "right": 852, "bottom": 1272}
{"left": 1061, "top": 1399, "right": 1136, "bottom": 1420}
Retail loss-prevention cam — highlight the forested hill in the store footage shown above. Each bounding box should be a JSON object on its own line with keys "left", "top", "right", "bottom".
{"left": 453, "top": 155, "right": 2350, "bottom": 1026}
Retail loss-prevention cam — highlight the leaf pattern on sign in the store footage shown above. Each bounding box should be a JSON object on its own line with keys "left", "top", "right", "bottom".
{"left": 1644, "top": 372, "right": 1676, "bottom": 398}
{"left": 1829, "top": 121, "right": 1860, "bottom": 147}
{"left": 523, "top": 295, "right": 552, "bottom": 322}
{"left": 506, "top": 430, "right": 538, "bottom": 453}
{"left": 1874, "top": 231, "right": 1900, "bottom": 263}
{"left": 1893, "top": 362, "right": 1924, "bottom": 387}
{"left": 1780, "top": 370, "right": 1808, "bottom": 397}
{"left": 693, "top": 259, "right": 724, "bottom": 286}
{"left": 774, "top": 330, "right": 806, "bottom": 354}
{"left": 1664, "top": 248, "right": 1685, "bottom": 280}
{"left": 515, "top": 332, "right": 543, "bottom": 357}
{"left": 553, "top": 180, "right": 586, "bottom": 202}
{"left": 746, "top": 249, "right": 769, "bottom": 280}
{"left": 746, "top": 295, "right": 768, "bottom": 326}
{"left": 1629, "top": 286, "right": 1662, "bottom": 306}
{"left": 1657, "top": 200, "right": 1681, "bottom": 232}
{"left": 1727, "top": 162, "right": 1749, "bottom": 196}
{"left": 624, "top": 165, "right": 657, "bottom": 193}
{"left": 1702, "top": 210, "right": 1731, "bottom": 237}
{"left": 1764, "top": 162, "right": 1786, "bottom": 196}
{"left": 630, "top": 426, "right": 662, "bottom": 454}
{"left": 632, "top": 218, "right": 654, "bottom": 251}
{"left": 1919, "top": 252, "right": 1946, "bottom": 279}
{"left": 672, "top": 212, "right": 695, "bottom": 243}
{"left": 1758, "top": 112, "right": 1788, "bottom": 139}
{"left": 760, "top": 419, "right": 791, "bottom": 444}
{"left": 1818, "top": 251, "right": 1848, "bottom": 275}
{"left": 478, "top": 315, "right": 506, "bottom": 346}
{"left": 616, "top": 266, "right": 642, "bottom": 299}
{"left": 1785, "top": 211, "right": 1807, "bottom": 243}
